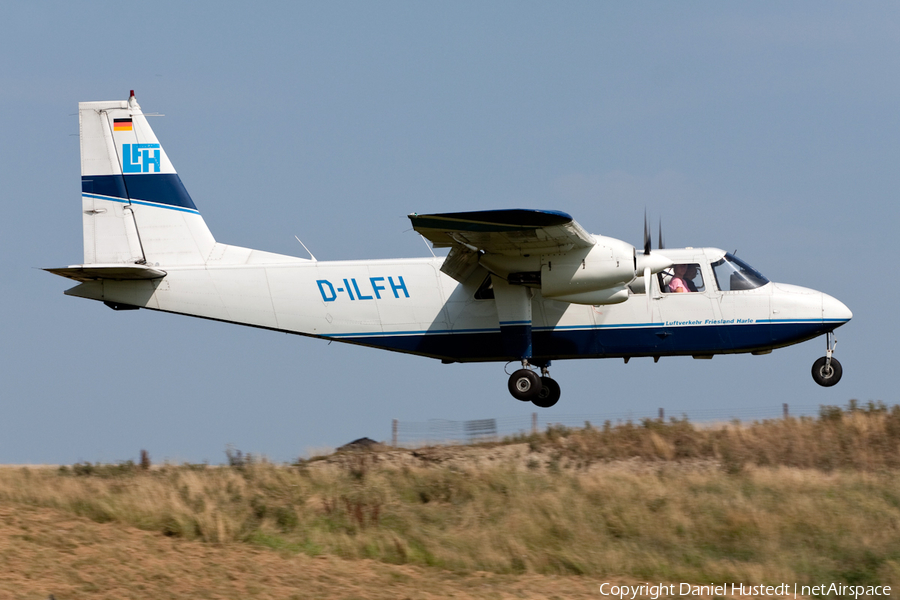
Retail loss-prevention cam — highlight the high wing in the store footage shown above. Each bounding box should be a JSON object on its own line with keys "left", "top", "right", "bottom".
{"left": 409, "top": 209, "right": 595, "bottom": 281}
{"left": 410, "top": 209, "right": 594, "bottom": 254}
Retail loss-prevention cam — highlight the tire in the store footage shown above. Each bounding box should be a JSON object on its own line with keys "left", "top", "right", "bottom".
{"left": 508, "top": 369, "right": 541, "bottom": 401}
{"left": 811, "top": 356, "right": 842, "bottom": 387}
{"left": 532, "top": 377, "right": 561, "bottom": 408}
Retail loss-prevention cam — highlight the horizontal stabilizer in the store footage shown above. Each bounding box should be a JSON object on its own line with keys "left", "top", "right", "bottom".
{"left": 44, "top": 263, "right": 167, "bottom": 282}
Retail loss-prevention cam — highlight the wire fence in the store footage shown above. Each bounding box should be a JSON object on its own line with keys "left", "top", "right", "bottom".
{"left": 391, "top": 403, "right": 825, "bottom": 446}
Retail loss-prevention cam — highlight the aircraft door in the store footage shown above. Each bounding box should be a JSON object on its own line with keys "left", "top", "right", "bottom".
{"left": 655, "top": 260, "right": 727, "bottom": 354}
{"left": 594, "top": 265, "right": 666, "bottom": 357}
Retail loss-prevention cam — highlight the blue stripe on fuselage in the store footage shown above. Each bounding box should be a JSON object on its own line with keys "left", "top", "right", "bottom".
{"left": 325, "top": 320, "right": 841, "bottom": 362}
{"left": 82, "top": 174, "right": 198, "bottom": 211}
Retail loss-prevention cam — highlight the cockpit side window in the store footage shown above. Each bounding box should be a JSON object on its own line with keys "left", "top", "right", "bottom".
{"left": 661, "top": 263, "right": 705, "bottom": 293}
{"left": 711, "top": 253, "right": 769, "bottom": 291}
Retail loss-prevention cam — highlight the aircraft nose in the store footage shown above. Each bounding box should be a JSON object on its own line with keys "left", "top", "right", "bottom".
{"left": 823, "top": 293, "right": 852, "bottom": 323}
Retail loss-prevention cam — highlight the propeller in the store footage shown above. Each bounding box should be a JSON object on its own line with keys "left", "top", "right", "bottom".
{"left": 644, "top": 266, "right": 652, "bottom": 312}
{"left": 635, "top": 211, "right": 673, "bottom": 311}
{"left": 643, "top": 210, "right": 651, "bottom": 256}
{"left": 643, "top": 211, "right": 652, "bottom": 311}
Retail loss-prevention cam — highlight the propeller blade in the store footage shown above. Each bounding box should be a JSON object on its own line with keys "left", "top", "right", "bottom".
{"left": 658, "top": 220, "right": 665, "bottom": 250}
{"left": 636, "top": 212, "right": 673, "bottom": 278}
{"left": 644, "top": 267, "right": 652, "bottom": 313}
{"left": 643, "top": 210, "right": 651, "bottom": 255}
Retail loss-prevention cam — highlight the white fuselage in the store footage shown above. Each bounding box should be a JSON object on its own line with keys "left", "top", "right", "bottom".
{"left": 65, "top": 243, "right": 850, "bottom": 363}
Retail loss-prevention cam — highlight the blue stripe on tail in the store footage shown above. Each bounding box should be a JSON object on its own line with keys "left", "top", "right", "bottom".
{"left": 82, "top": 174, "right": 198, "bottom": 211}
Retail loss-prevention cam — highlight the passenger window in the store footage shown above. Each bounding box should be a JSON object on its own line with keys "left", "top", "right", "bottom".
{"left": 662, "top": 263, "right": 704, "bottom": 293}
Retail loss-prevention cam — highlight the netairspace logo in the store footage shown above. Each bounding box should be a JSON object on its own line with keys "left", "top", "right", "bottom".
{"left": 597, "top": 582, "right": 891, "bottom": 599}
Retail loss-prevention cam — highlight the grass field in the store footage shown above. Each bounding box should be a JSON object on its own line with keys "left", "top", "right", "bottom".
{"left": 2, "top": 401, "right": 899, "bottom": 598}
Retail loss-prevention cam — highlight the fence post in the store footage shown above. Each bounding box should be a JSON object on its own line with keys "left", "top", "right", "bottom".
{"left": 783, "top": 403, "right": 789, "bottom": 419}
{"left": 392, "top": 419, "right": 398, "bottom": 447}
{"left": 532, "top": 412, "right": 538, "bottom": 435}
{"left": 659, "top": 407, "right": 664, "bottom": 421}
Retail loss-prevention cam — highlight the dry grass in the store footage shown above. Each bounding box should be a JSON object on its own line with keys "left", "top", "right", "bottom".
{"left": 516, "top": 400, "right": 900, "bottom": 472}
{"left": 1, "top": 504, "right": 650, "bottom": 600}
{"left": 2, "top": 401, "right": 900, "bottom": 593}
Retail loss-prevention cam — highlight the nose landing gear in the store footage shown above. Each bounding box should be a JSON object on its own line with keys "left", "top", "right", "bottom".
{"left": 812, "top": 331, "right": 843, "bottom": 387}
{"left": 507, "top": 362, "right": 561, "bottom": 407}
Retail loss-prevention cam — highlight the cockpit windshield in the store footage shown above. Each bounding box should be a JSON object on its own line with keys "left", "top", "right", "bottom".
{"left": 711, "top": 253, "right": 769, "bottom": 291}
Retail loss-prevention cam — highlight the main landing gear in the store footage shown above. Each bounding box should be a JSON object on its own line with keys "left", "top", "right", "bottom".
{"left": 507, "top": 362, "right": 561, "bottom": 408}
{"left": 812, "top": 331, "right": 843, "bottom": 387}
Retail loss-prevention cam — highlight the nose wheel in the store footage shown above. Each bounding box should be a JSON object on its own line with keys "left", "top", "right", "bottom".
{"left": 812, "top": 331, "right": 843, "bottom": 387}
{"left": 507, "top": 362, "right": 561, "bottom": 407}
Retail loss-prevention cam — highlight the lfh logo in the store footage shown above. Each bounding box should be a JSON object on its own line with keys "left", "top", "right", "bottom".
{"left": 122, "top": 143, "right": 160, "bottom": 173}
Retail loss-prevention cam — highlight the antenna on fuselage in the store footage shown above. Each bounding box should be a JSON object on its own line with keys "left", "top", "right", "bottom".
{"left": 294, "top": 236, "right": 317, "bottom": 261}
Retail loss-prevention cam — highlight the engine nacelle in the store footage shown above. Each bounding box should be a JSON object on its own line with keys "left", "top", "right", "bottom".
{"left": 545, "top": 286, "right": 629, "bottom": 305}
{"left": 540, "top": 236, "right": 635, "bottom": 304}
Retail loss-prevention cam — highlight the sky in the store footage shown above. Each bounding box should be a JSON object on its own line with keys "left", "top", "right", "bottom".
{"left": 1, "top": 2, "right": 897, "bottom": 464}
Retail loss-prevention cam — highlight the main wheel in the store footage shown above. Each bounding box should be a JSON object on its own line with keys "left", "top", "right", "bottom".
{"left": 532, "top": 377, "right": 561, "bottom": 408}
{"left": 811, "top": 356, "right": 842, "bottom": 387}
{"left": 508, "top": 369, "right": 541, "bottom": 401}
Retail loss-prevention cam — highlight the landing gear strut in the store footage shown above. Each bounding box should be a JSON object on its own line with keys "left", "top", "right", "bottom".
{"left": 812, "top": 331, "right": 842, "bottom": 387}
{"left": 507, "top": 362, "right": 561, "bottom": 407}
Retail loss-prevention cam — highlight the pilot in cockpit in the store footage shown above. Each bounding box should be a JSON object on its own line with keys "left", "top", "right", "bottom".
{"left": 668, "top": 264, "right": 691, "bottom": 293}
{"left": 668, "top": 264, "right": 702, "bottom": 293}
{"left": 683, "top": 264, "right": 700, "bottom": 292}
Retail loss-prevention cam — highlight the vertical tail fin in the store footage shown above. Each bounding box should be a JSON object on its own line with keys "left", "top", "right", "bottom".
{"left": 80, "top": 92, "right": 215, "bottom": 266}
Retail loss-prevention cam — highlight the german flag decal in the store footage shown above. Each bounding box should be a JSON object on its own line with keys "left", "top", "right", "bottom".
{"left": 113, "top": 118, "right": 133, "bottom": 132}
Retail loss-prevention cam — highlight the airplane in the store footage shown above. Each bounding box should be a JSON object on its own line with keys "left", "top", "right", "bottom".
{"left": 47, "top": 93, "right": 852, "bottom": 408}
